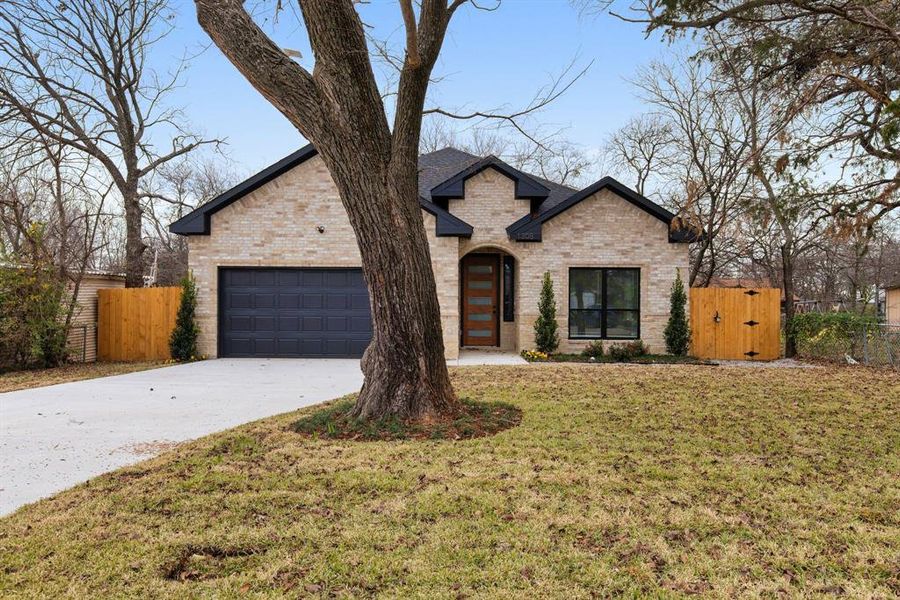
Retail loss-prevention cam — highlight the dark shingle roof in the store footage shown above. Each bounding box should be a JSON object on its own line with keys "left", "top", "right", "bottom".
{"left": 172, "top": 143, "right": 693, "bottom": 243}
{"left": 417, "top": 148, "right": 482, "bottom": 201}
{"left": 417, "top": 147, "right": 576, "bottom": 210}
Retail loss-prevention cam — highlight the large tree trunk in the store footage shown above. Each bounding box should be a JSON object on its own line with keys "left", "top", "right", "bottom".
{"left": 123, "top": 185, "right": 146, "bottom": 288}
{"left": 781, "top": 243, "right": 797, "bottom": 358}
{"left": 339, "top": 168, "right": 456, "bottom": 420}
{"left": 194, "top": 0, "right": 460, "bottom": 420}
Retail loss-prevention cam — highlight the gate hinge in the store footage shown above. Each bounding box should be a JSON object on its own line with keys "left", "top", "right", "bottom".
{"left": 744, "top": 320, "right": 759, "bottom": 327}
{"left": 744, "top": 351, "right": 759, "bottom": 357}
{"left": 744, "top": 289, "right": 759, "bottom": 296}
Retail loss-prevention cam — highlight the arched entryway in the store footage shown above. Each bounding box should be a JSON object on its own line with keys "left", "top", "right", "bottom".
{"left": 460, "top": 248, "right": 517, "bottom": 349}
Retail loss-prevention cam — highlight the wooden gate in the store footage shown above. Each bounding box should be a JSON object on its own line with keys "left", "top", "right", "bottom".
{"left": 690, "top": 288, "right": 781, "bottom": 360}
{"left": 97, "top": 287, "right": 181, "bottom": 361}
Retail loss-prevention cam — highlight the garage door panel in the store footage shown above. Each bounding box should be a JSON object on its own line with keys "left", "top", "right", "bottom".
{"left": 324, "top": 270, "right": 347, "bottom": 287}
{"left": 350, "top": 316, "right": 372, "bottom": 331}
{"left": 279, "top": 316, "right": 300, "bottom": 331}
{"left": 220, "top": 268, "right": 371, "bottom": 358}
{"left": 253, "top": 338, "right": 276, "bottom": 354}
{"left": 230, "top": 293, "right": 252, "bottom": 309}
{"left": 326, "top": 294, "right": 347, "bottom": 309}
{"left": 228, "top": 315, "right": 252, "bottom": 331}
{"left": 300, "top": 339, "right": 324, "bottom": 355}
{"left": 301, "top": 271, "right": 323, "bottom": 286}
{"left": 278, "top": 293, "right": 301, "bottom": 309}
{"left": 303, "top": 294, "right": 323, "bottom": 309}
{"left": 228, "top": 271, "right": 252, "bottom": 286}
{"left": 326, "top": 316, "right": 347, "bottom": 331}
{"left": 229, "top": 338, "right": 252, "bottom": 354}
{"left": 254, "top": 316, "right": 276, "bottom": 332}
{"left": 255, "top": 293, "right": 276, "bottom": 309}
{"left": 350, "top": 294, "right": 369, "bottom": 310}
{"left": 276, "top": 339, "right": 300, "bottom": 354}
{"left": 325, "top": 339, "right": 349, "bottom": 355}
{"left": 278, "top": 271, "right": 300, "bottom": 286}
{"left": 302, "top": 316, "right": 323, "bottom": 331}
{"left": 255, "top": 271, "right": 277, "bottom": 286}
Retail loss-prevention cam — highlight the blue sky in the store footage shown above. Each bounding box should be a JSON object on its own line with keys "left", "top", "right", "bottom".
{"left": 161, "top": 1, "right": 682, "bottom": 175}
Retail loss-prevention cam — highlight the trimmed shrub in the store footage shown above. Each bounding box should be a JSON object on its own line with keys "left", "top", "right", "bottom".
{"left": 581, "top": 340, "right": 605, "bottom": 359}
{"left": 169, "top": 275, "right": 200, "bottom": 362}
{"left": 533, "top": 271, "right": 559, "bottom": 354}
{"left": 664, "top": 268, "right": 690, "bottom": 355}
{"left": 608, "top": 340, "right": 648, "bottom": 362}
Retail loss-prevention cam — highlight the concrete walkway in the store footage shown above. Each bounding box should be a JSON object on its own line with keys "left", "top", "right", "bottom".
{"left": 0, "top": 359, "right": 363, "bottom": 516}
{"left": 453, "top": 349, "right": 527, "bottom": 366}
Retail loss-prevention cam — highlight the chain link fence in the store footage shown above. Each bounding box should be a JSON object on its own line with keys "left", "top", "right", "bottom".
{"left": 796, "top": 321, "right": 900, "bottom": 367}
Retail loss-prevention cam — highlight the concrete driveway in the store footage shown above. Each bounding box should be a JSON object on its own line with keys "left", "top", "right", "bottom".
{"left": 0, "top": 359, "right": 362, "bottom": 516}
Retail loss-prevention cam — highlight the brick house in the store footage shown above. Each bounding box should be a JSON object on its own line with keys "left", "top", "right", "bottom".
{"left": 170, "top": 145, "right": 695, "bottom": 360}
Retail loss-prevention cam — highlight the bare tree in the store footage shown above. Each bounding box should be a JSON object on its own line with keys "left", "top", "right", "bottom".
{"left": 510, "top": 140, "right": 591, "bottom": 188}
{"left": 630, "top": 58, "right": 753, "bottom": 286}
{"left": 605, "top": 114, "right": 674, "bottom": 196}
{"left": 0, "top": 131, "right": 115, "bottom": 339}
{"left": 420, "top": 119, "right": 591, "bottom": 187}
{"left": 144, "top": 157, "right": 237, "bottom": 285}
{"left": 193, "top": 0, "right": 590, "bottom": 420}
{"left": 0, "top": 0, "right": 220, "bottom": 287}
{"left": 714, "top": 35, "right": 830, "bottom": 356}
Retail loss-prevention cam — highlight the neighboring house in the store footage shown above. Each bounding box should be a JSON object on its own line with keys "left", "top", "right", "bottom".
{"left": 886, "top": 282, "right": 900, "bottom": 323}
{"left": 170, "top": 145, "right": 695, "bottom": 360}
{"left": 67, "top": 271, "right": 126, "bottom": 362}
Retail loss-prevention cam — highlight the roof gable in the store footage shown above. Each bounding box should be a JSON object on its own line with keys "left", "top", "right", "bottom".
{"left": 170, "top": 144, "right": 318, "bottom": 235}
{"left": 429, "top": 156, "right": 550, "bottom": 201}
{"left": 507, "top": 176, "right": 692, "bottom": 243}
{"left": 170, "top": 145, "right": 472, "bottom": 238}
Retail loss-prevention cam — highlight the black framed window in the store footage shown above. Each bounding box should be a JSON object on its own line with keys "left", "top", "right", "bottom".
{"left": 502, "top": 256, "right": 515, "bottom": 322}
{"left": 568, "top": 268, "right": 640, "bottom": 339}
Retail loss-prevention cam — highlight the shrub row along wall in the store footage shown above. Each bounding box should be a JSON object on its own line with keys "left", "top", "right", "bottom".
{"left": 97, "top": 287, "right": 181, "bottom": 361}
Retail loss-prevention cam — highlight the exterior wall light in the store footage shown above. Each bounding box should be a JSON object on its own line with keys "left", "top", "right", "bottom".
{"left": 317, "top": 225, "right": 325, "bottom": 234}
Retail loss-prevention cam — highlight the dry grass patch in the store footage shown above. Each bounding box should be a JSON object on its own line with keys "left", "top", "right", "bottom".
{"left": 0, "top": 361, "right": 165, "bottom": 393}
{"left": 0, "top": 365, "right": 898, "bottom": 598}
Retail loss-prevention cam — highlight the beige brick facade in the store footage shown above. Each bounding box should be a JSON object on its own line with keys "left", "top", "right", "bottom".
{"left": 187, "top": 157, "right": 688, "bottom": 358}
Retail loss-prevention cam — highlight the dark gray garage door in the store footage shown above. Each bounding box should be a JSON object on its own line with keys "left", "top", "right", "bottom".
{"left": 219, "top": 268, "right": 372, "bottom": 358}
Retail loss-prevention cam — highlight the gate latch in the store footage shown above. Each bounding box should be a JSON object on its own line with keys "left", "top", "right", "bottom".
{"left": 713, "top": 310, "right": 721, "bottom": 324}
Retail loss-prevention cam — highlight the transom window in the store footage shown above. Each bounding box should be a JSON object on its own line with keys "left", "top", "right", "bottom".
{"left": 568, "top": 268, "right": 640, "bottom": 339}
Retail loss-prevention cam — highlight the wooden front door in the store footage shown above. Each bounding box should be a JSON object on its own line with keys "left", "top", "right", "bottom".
{"left": 462, "top": 254, "right": 499, "bottom": 346}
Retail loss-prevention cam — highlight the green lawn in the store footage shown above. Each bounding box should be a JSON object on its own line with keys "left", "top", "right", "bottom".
{"left": 1, "top": 365, "right": 898, "bottom": 598}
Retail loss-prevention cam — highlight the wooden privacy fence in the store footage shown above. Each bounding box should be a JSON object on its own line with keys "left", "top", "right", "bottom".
{"left": 97, "top": 287, "right": 181, "bottom": 361}
{"left": 690, "top": 287, "right": 781, "bottom": 361}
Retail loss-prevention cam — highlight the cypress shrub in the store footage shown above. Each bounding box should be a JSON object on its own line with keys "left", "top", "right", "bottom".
{"left": 169, "top": 275, "right": 199, "bottom": 362}
{"left": 664, "top": 268, "right": 690, "bottom": 355}
{"left": 534, "top": 271, "right": 559, "bottom": 354}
